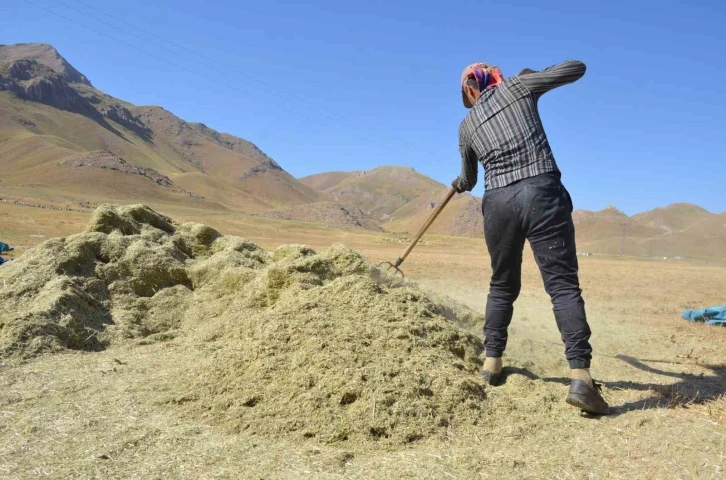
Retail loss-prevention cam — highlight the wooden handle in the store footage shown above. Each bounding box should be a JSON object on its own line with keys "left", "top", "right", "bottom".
{"left": 397, "top": 187, "right": 457, "bottom": 264}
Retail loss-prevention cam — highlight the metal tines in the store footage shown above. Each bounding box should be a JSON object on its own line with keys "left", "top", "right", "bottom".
{"left": 377, "top": 258, "right": 405, "bottom": 278}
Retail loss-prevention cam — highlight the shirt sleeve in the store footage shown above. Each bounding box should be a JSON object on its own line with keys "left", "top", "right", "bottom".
{"left": 518, "top": 60, "right": 586, "bottom": 97}
{"left": 454, "top": 128, "right": 478, "bottom": 192}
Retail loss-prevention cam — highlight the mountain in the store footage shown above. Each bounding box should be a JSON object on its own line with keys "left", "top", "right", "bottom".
{"left": 562, "top": 203, "right": 724, "bottom": 258}
{"left": 300, "top": 166, "right": 485, "bottom": 237}
{"left": 632, "top": 203, "right": 713, "bottom": 233}
{"left": 301, "top": 166, "right": 445, "bottom": 221}
{"left": 303, "top": 168, "right": 725, "bottom": 259}
{"left": 572, "top": 206, "right": 665, "bottom": 256}
{"left": 299, "top": 171, "right": 355, "bottom": 191}
{"left": 0, "top": 43, "right": 326, "bottom": 212}
{"left": 0, "top": 43, "right": 89, "bottom": 85}
{"left": 385, "top": 193, "right": 484, "bottom": 238}
{"left": 251, "top": 201, "right": 384, "bottom": 232}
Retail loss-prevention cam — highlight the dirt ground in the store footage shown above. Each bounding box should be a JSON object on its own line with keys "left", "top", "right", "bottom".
{"left": 1, "top": 202, "right": 726, "bottom": 479}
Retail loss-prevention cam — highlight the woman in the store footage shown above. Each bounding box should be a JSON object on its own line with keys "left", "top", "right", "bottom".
{"left": 452, "top": 60, "right": 609, "bottom": 415}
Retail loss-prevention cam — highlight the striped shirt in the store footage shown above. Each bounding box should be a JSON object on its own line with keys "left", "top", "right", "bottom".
{"left": 454, "top": 60, "right": 586, "bottom": 191}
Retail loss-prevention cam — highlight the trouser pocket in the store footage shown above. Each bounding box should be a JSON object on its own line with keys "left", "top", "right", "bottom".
{"left": 561, "top": 185, "right": 574, "bottom": 212}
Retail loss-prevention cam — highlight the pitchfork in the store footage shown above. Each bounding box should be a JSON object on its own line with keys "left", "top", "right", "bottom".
{"left": 378, "top": 187, "right": 457, "bottom": 278}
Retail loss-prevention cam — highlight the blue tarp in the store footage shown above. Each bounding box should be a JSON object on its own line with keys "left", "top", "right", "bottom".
{"left": 0, "top": 256, "right": 5, "bottom": 266}
{"left": 0, "top": 242, "right": 12, "bottom": 253}
{"left": 682, "top": 306, "right": 726, "bottom": 326}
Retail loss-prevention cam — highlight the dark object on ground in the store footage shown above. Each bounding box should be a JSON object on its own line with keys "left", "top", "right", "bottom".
{"left": 0, "top": 242, "right": 13, "bottom": 253}
{"left": 481, "top": 370, "right": 502, "bottom": 386}
{"left": 566, "top": 380, "right": 610, "bottom": 415}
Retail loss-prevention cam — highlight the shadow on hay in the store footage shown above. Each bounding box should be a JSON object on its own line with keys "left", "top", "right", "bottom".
{"left": 515, "top": 355, "right": 726, "bottom": 416}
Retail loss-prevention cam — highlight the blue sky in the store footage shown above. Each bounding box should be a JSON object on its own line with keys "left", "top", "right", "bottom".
{"left": 5, "top": 0, "right": 725, "bottom": 214}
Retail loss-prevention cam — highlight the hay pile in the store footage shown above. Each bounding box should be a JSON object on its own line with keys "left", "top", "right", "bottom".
{"left": 0, "top": 204, "right": 487, "bottom": 444}
{"left": 0, "top": 205, "right": 196, "bottom": 355}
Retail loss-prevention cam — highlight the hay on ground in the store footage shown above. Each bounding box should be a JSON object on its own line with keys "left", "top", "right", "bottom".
{"left": 0, "top": 203, "right": 487, "bottom": 444}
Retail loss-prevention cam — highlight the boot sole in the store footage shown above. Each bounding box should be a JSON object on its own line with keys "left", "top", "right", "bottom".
{"left": 566, "top": 393, "right": 609, "bottom": 415}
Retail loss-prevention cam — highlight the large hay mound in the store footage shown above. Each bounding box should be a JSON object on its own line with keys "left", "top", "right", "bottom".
{"left": 0, "top": 205, "right": 196, "bottom": 355}
{"left": 0, "top": 204, "right": 486, "bottom": 444}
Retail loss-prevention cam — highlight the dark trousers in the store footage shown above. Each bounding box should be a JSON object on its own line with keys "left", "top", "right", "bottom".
{"left": 482, "top": 172, "right": 592, "bottom": 369}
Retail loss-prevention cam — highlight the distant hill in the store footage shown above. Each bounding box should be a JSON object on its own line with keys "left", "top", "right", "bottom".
{"left": 299, "top": 171, "right": 355, "bottom": 192}
{"left": 301, "top": 166, "right": 445, "bottom": 220}
{"left": 303, "top": 169, "right": 725, "bottom": 260}
{"left": 251, "top": 201, "right": 384, "bottom": 232}
{"left": 569, "top": 203, "right": 724, "bottom": 258}
{"left": 385, "top": 193, "right": 484, "bottom": 238}
{"left": 0, "top": 43, "right": 326, "bottom": 212}
{"left": 301, "top": 166, "right": 485, "bottom": 237}
{"left": 632, "top": 203, "right": 712, "bottom": 233}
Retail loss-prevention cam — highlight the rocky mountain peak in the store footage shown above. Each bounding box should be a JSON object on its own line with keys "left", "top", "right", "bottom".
{"left": 0, "top": 43, "right": 91, "bottom": 85}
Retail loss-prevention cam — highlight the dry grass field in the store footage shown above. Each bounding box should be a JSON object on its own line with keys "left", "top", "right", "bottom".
{"left": 1, "top": 201, "right": 725, "bottom": 479}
